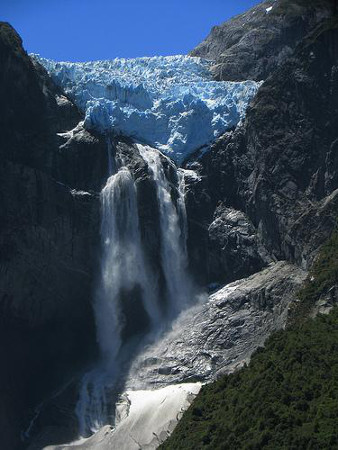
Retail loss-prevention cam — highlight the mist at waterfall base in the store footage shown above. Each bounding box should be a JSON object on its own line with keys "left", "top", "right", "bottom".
{"left": 76, "top": 143, "right": 203, "bottom": 437}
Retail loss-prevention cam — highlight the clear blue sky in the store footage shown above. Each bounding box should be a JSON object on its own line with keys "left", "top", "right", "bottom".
{"left": 2, "top": 0, "right": 261, "bottom": 61}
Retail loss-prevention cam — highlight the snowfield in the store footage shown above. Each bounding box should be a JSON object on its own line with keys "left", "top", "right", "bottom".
{"left": 34, "top": 54, "right": 261, "bottom": 164}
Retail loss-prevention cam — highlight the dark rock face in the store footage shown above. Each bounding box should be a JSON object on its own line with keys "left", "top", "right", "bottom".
{"left": 184, "top": 167, "right": 271, "bottom": 287}
{"left": 0, "top": 22, "right": 108, "bottom": 190}
{"left": 0, "top": 22, "right": 108, "bottom": 449}
{"left": 190, "top": 0, "right": 332, "bottom": 81}
{"left": 182, "top": 165, "right": 213, "bottom": 285}
{"left": 54, "top": 122, "right": 109, "bottom": 192}
{"left": 207, "top": 205, "right": 271, "bottom": 285}
{"left": 186, "top": 18, "right": 338, "bottom": 284}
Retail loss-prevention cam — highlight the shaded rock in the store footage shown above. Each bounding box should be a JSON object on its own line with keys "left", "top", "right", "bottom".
{"left": 182, "top": 164, "right": 213, "bottom": 285}
{"left": 187, "top": 18, "right": 338, "bottom": 278}
{"left": 0, "top": 161, "right": 100, "bottom": 449}
{"left": 54, "top": 122, "right": 108, "bottom": 192}
{"left": 191, "top": 0, "right": 333, "bottom": 81}
{"left": 207, "top": 205, "right": 271, "bottom": 284}
{"left": 0, "top": 22, "right": 107, "bottom": 449}
{"left": 183, "top": 165, "right": 271, "bottom": 286}
{"left": 0, "top": 162, "right": 100, "bottom": 325}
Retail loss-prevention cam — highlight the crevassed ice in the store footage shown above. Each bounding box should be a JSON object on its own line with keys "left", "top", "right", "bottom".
{"left": 34, "top": 54, "right": 261, "bottom": 164}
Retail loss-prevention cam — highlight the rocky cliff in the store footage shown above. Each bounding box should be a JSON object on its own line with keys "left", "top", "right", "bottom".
{"left": 0, "top": 22, "right": 108, "bottom": 450}
{"left": 190, "top": 0, "right": 333, "bottom": 81}
{"left": 185, "top": 15, "right": 338, "bottom": 286}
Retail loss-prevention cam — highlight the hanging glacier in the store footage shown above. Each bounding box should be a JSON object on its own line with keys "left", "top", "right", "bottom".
{"left": 33, "top": 54, "right": 261, "bottom": 164}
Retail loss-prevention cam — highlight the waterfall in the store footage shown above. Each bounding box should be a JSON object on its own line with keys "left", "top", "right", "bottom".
{"left": 77, "top": 142, "right": 195, "bottom": 436}
{"left": 137, "top": 144, "right": 194, "bottom": 316}
{"left": 97, "top": 167, "right": 161, "bottom": 365}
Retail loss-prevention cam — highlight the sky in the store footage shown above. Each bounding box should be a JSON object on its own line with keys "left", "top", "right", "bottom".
{"left": 2, "top": 0, "right": 261, "bottom": 62}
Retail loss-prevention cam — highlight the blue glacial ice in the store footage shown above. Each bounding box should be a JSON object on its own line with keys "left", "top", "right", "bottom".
{"left": 34, "top": 55, "right": 261, "bottom": 164}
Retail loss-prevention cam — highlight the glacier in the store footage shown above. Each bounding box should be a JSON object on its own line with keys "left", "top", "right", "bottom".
{"left": 34, "top": 54, "right": 261, "bottom": 164}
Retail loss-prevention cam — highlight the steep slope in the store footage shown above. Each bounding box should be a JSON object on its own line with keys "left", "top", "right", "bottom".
{"left": 163, "top": 309, "right": 338, "bottom": 449}
{"left": 0, "top": 22, "right": 108, "bottom": 450}
{"left": 162, "top": 229, "right": 338, "bottom": 450}
{"left": 185, "top": 17, "right": 338, "bottom": 286}
{"left": 190, "top": 0, "right": 333, "bottom": 81}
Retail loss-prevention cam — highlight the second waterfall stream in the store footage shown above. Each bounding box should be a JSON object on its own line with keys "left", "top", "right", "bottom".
{"left": 76, "top": 143, "right": 198, "bottom": 436}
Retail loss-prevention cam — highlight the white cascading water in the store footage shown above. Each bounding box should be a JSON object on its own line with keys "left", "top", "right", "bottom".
{"left": 137, "top": 144, "right": 194, "bottom": 315}
{"left": 76, "top": 143, "right": 194, "bottom": 436}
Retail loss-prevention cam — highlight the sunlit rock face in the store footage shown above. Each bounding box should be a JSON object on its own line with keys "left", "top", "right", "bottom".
{"left": 33, "top": 55, "right": 261, "bottom": 164}
{"left": 124, "top": 261, "right": 306, "bottom": 389}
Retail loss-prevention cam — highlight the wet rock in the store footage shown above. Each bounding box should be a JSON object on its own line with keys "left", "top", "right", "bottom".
{"left": 125, "top": 261, "right": 306, "bottom": 388}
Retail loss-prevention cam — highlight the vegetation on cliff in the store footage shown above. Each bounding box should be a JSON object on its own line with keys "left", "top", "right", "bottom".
{"left": 290, "top": 227, "right": 338, "bottom": 324}
{"left": 162, "top": 230, "right": 338, "bottom": 450}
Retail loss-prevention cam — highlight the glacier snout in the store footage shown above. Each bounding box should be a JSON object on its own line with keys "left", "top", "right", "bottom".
{"left": 35, "top": 55, "right": 261, "bottom": 163}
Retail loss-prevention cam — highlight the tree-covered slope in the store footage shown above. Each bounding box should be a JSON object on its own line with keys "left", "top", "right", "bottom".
{"left": 162, "top": 230, "right": 338, "bottom": 450}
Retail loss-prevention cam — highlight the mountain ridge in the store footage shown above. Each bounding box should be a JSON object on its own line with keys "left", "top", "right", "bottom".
{"left": 190, "top": 0, "right": 333, "bottom": 81}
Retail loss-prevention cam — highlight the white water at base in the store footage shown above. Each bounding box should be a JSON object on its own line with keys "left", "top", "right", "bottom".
{"left": 46, "top": 384, "right": 201, "bottom": 450}
{"left": 76, "top": 144, "right": 197, "bottom": 437}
